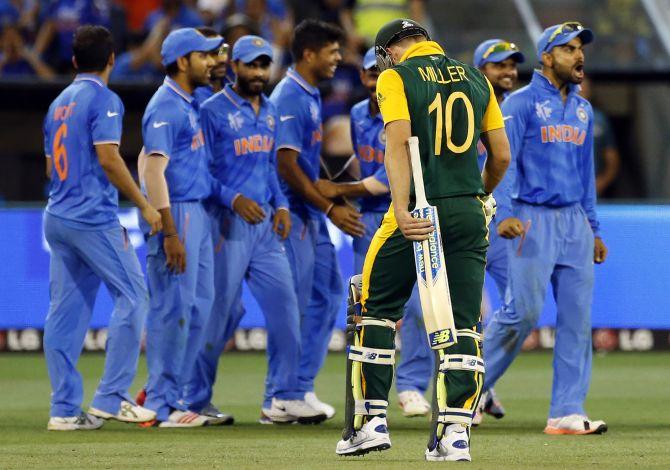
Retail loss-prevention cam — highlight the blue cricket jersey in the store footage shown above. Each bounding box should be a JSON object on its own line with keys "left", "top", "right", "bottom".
{"left": 269, "top": 68, "right": 323, "bottom": 219}
{"left": 142, "top": 77, "right": 210, "bottom": 202}
{"left": 350, "top": 98, "right": 390, "bottom": 213}
{"left": 44, "top": 74, "right": 124, "bottom": 227}
{"left": 200, "top": 85, "right": 288, "bottom": 209}
{"left": 497, "top": 71, "right": 599, "bottom": 235}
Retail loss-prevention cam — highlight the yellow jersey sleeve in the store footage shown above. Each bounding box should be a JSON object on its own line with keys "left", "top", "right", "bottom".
{"left": 376, "top": 69, "right": 410, "bottom": 125}
{"left": 481, "top": 77, "right": 504, "bottom": 132}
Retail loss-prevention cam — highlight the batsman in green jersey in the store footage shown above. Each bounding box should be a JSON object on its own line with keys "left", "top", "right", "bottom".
{"left": 336, "top": 19, "right": 511, "bottom": 461}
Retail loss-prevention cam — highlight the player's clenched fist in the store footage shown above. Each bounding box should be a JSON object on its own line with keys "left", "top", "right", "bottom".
{"left": 164, "top": 235, "right": 186, "bottom": 274}
{"left": 396, "top": 209, "right": 434, "bottom": 241}
{"left": 328, "top": 204, "right": 366, "bottom": 237}
{"left": 233, "top": 194, "right": 266, "bottom": 224}
{"left": 497, "top": 217, "right": 525, "bottom": 239}
{"left": 141, "top": 204, "right": 163, "bottom": 235}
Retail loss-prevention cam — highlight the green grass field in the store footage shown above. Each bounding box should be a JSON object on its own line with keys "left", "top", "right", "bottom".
{"left": 0, "top": 351, "right": 668, "bottom": 468}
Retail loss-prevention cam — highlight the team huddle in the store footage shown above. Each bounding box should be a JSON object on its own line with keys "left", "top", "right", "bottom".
{"left": 42, "top": 15, "right": 608, "bottom": 463}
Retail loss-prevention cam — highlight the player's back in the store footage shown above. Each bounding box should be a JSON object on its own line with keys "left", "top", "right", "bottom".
{"left": 392, "top": 52, "right": 496, "bottom": 199}
{"left": 44, "top": 74, "right": 123, "bottom": 226}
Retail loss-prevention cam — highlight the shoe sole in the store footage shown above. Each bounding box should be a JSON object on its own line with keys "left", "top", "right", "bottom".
{"left": 485, "top": 409, "right": 505, "bottom": 419}
{"left": 47, "top": 422, "right": 104, "bottom": 431}
{"left": 158, "top": 421, "right": 210, "bottom": 428}
{"left": 338, "top": 442, "right": 391, "bottom": 457}
{"left": 543, "top": 423, "right": 608, "bottom": 435}
{"left": 402, "top": 410, "right": 430, "bottom": 418}
{"left": 205, "top": 416, "right": 235, "bottom": 426}
{"left": 297, "top": 414, "right": 328, "bottom": 425}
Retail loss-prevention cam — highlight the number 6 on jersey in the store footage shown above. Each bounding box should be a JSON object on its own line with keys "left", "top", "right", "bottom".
{"left": 408, "top": 136, "right": 457, "bottom": 349}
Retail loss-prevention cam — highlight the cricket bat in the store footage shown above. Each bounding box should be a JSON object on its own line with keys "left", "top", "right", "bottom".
{"left": 407, "top": 136, "right": 458, "bottom": 350}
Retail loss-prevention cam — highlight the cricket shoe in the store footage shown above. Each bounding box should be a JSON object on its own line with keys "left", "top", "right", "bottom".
{"left": 473, "top": 389, "right": 505, "bottom": 426}
{"left": 157, "top": 410, "right": 211, "bottom": 428}
{"left": 543, "top": 414, "right": 608, "bottom": 435}
{"left": 47, "top": 412, "right": 105, "bottom": 431}
{"left": 88, "top": 401, "right": 156, "bottom": 423}
{"left": 398, "top": 390, "right": 431, "bottom": 417}
{"left": 200, "top": 403, "right": 234, "bottom": 426}
{"left": 264, "top": 398, "right": 327, "bottom": 424}
{"left": 483, "top": 388, "right": 505, "bottom": 419}
{"left": 425, "top": 424, "right": 471, "bottom": 462}
{"left": 304, "top": 392, "right": 336, "bottom": 419}
{"left": 336, "top": 416, "right": 391, "bottom": 456}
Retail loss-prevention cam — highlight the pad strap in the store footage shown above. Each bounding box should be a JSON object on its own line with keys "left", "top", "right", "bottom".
{"left": 457, "top": 328, "right": 482, "bottom": 342}
{"left": 348, "top": 345, "right": 395, "bottom": 365}
{"left": 355, "top": 399, "right": 388, "bottom": 416}
{"left": 439, "top": 354, "right": 485, "bottom": 373}
{"left": 438, "top": 407, "right": 474, "bottom": 426}
{"left": 359, "top": 317, "right": 396, "bottom": 330}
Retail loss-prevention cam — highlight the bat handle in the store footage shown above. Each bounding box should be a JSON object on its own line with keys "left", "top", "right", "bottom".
{"left": 407, "top": 136, "right": 429, "bottom": 208}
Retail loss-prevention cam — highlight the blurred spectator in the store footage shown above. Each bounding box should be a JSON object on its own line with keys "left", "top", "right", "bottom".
{"left": 234, "top": 0, "right": 291, "bottom": 46}
{"left": 581, "top": 77, "right": 621, "bottom": 196}
{"left": 352, "top": 0, "right": 425, "bottom": 46}
{"left": 143, "top": 0, "right": 203, "bottom": 33}
{"left": 198, "top": 0, "right": 230, "bottom": 26}
{"left": 33, "top": 0, "right": 111, "bottom": 72}
{"left": 118, "top": 0, "right": 161, "bottom": 32}
{"left": 0, "top": 0, "right": 39, "bottom": 32}
{"left": 110, "top": 19, "right": 169, "bottom": 83}
{"left": 0, "top": 23, "right": 54, "bottom": 78}
{"left": 221, "top": 12, "right": 258, "bottom": 46}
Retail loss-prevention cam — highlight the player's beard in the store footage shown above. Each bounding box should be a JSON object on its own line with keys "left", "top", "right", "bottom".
{"left": 555, "top": 60, "right": 585, "bottom": 85}
{"left": 239, "top": 77, "right": 267, "bottom": 97}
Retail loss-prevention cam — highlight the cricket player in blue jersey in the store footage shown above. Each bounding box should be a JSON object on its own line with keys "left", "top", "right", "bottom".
{"left": 471, "top": 38, "right": 526, "bottom": 425}
{"left": 193, "top": 26, "right": 230, "bottom": 106}
{"left": 484, "top": 22, "right": 609, "bottom": 435}
{"left": 271, "top": 20, "right": 366, "bottom": 418}
{"left": 183, "top": 35, "right": 326, "bottom": 424}
{"left": 42, "top": 25, "right": 161, "bottom": 431}
{"left": 315, "top": 47, "right": 432, "bottom": 418}
{"left": 138, "top": 28, "right": 229, "bottom": 428}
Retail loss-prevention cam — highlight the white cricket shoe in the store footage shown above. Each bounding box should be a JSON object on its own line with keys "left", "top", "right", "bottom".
{"left": 88, "top": 400, "right": 156, "bottom": 423}
{"left": 304, "top": 392, "right": 336, "bottom": 419}
{"left": 425, "top": 424, "right": 471, "bottom": 462}
{"left": 264, "top": 398, "right": 327, "bottom": 424}
{"left": 47, "top": 412, "right": 105, "bottom": 431}
{"left": 544, "top": 414, "right": 608, "bottom": 435}
{"left": 398, "top": 390, "right": 431, "bottom": 417}
{"left": 158, "top": 410, "right": 211, "bottom": 428}
{"left": 336, "top": 416, "right": 392, "bottom": 456}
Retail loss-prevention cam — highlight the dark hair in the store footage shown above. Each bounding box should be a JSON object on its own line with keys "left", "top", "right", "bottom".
{"left": 72, "top": 25, "right": 114, "bottom": 72}
{"left": 291, "top": 19, "right": 344, "bottom": 63}
{"left": 196, "top": 26, "right": 219, "bottom": 38}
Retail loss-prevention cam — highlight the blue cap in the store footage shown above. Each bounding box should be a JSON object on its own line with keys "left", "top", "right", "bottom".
{"left": 536, "top": 23, "right": 594, "bottom": 62}
{"left": 232, "top": 35, "right": 273, "bottom": 63}
{"left": 473, "top": 39, "right": 525, "bottom": 68}
{"left": 161, "top": 28, "right": 224, "bottom": 66}
{"left": 362, "top": 47, "right": 377, "bottom": 70}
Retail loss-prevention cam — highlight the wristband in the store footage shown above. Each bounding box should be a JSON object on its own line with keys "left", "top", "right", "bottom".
{"left": 164, "top": 232, "right": 178, "bottom": 238}
{"left": 325, "top": 203, "right": 335, "bottom": 216}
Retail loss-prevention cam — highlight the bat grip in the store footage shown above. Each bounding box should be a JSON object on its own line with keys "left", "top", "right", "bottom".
{"left": 407, "top": 136, "right": 429, "bottom": 208}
